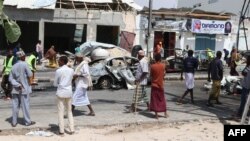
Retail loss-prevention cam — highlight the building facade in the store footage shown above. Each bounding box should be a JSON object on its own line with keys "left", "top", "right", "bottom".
{"left": 177, "top": 0, "right": 250, "bottom": 51}
{"left": 1, "top": 0, "right": 140, "bottom": 53}
{"left": 134, "top": 8, "right": 233, "bottom": 58}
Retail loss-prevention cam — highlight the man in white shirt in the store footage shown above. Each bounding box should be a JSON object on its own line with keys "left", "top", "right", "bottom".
{"left": 54, "top": 56, "right": 74, "bottom": 135}
{"left": 36, "top": 40, "right": 43, "bottom": 64}
{"left": 131, "top": 50, "right": 149, "bottom": 112}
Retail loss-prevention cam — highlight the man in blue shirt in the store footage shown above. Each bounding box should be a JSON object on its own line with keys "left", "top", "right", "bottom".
{"left": 177, "top": 50, "right": 198, "bottom": 104}
{"left": 9, "top": 51, "right": 36, "bottom": 127}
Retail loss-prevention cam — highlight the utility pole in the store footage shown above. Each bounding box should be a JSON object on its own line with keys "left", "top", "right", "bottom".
{"left": 236, "top": 0, "right": 250, "bottom": 51}
{"left": 147, "top": 0, "right": 153, "bottom": 58}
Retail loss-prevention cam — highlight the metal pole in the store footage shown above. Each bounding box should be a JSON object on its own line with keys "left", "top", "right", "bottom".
{"left": 242, "top": 21, "right": 249, "bottom": 50}
{"left": 236, "top": 0, "right": 247, "bottom": 50}
{"left": 147, "top": 0, "right": 152, "bottom": 58}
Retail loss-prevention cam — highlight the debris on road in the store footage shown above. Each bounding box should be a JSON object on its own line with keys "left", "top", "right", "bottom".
{"left": 25, "top": 131, "right": 53, "bottom": 137}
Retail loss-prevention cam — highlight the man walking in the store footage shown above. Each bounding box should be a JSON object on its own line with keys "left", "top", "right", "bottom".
{"left": 150, "top": 54, "right": 167, "bottom": 119}
{"left": 36, "top": 40, "right": 43, "bottom": 64}
{"left": 1, "top": 49, "right": 14, "bottom": 100}
{"left": 131, "top": 50, "right": 149, "bottom": 112}
{"left": 54, "top": 56, "right": 74, "bottom": 135}
{"left": 207, "top": 51, "right": 223, "bottom": 107}
{"left": 230, "top": 48, "right": 239, "bottom": 76}
{"left": 223, "top": 48, "right": 229, "bottom": 62}
{"left": 72, "top": 53, "right": 95, "bottom": 116}
{"left": 9, "top": 51, "right": 36, "bottom": 127}
{"left": 177, "top": 50, "right": 198, "bottom": 104}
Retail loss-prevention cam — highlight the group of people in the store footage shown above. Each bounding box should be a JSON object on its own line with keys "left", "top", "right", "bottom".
{"left": 54, "top": 53, "right": 95, "bottom": 135}
{"left": 223, "top": 47, "right": 241, "bottom": 76}
{"left": 36, "top": 40, "right": 57, "bottom": 68}
{"left": 152, "top": 42, "right": 249, "bottom": 119}
{"left": 1, "top": 41, "right": 250, "bottom": 134}
{"left": 1, "top": 47, "right": 37, "bottom": 100}
{"left": 178, "top": 46, "right": 250, "bottom": 119}
{"left": 131, "top": 48, "right": 167, "bottom": 119}
{"left": 1, "top": 42, "right": 95, "bottom": 135}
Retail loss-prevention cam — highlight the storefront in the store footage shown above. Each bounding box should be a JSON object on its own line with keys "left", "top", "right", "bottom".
{"left": 136, "top": 9, "right": 233, "bottom": 57}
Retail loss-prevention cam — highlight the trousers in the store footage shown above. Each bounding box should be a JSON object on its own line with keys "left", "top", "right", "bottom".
{"left": 57, "top": 97, "right": 74, "bottom": 133}
{"left": 12, "top": 94, "right": 31, "bottom": 125}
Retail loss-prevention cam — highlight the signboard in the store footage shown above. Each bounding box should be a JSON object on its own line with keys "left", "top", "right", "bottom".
{"left": 154, "top": 20, "right": 185, "bottom": 31}
{"left": 140, "top": 16, "right": 186, "bottom": 31}
{"left": 191, "top": 19, "right": 232, "bottom": 34}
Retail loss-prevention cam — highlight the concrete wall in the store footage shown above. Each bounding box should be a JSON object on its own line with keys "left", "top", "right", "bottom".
{"left": 4, "top": 7, "right": 137, "bottom": 49}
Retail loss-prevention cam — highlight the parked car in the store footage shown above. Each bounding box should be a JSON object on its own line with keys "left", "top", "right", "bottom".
{"left": 89, "top": 56, "right": 139, "bottom": 89}
{"left": 165, "top": 48, "right": 184, "bottom": 72}
{"left": 166, "top": 56, "right": 183, "bottom": 72}
{"left": 166, "top": 49, "right": 215, "bottom": 72}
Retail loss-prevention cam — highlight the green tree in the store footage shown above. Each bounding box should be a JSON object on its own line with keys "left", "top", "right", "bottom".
{"left": 0, "top": 1, "right": 21, "bottom": 43}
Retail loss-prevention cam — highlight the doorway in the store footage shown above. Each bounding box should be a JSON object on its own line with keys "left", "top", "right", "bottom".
{"left": 195, "top": 34, "right": 216, "bottom": 50}
{"left": 44, "top": 23, "right": 75, "bottom": 53}
{"left": 164, "top": 32, "right": 176, "bottom": 57}
{"left": 17, "top": 21, "right": 39, "bottom": 53}
{"left": 96, "top": 25, "right": 119, "bottom": 45}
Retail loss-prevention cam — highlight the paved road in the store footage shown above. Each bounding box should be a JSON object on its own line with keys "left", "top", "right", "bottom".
{"left": 0, "top": 80, "right": 240, "bottom": 132}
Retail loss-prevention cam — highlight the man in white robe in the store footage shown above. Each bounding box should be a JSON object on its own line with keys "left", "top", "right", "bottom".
{"left": 72, "top": 53, "right": 95, "bottom": 116}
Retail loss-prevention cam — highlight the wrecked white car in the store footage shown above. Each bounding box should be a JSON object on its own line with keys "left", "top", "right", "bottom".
{"left": 76, "top": 41, "right": 139, "bottom": 89}
{"left": 89, "top": 56, "right": 138, "bottom": 89}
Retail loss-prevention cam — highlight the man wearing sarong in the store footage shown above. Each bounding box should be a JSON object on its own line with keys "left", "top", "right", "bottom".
{"left": 72, "top": 53, "right": 95, "bottom": 116}
{"left": 150, "top": 54, "right": 167, "bottom": 119}
{"left": 207, "top": 51, "right": 223, "bottom": 107}
{"left": 131, "top": 50, "right": 149, "bottom": 112}
{"left": 177, "top": 50, "right": 198, "bottom": 104}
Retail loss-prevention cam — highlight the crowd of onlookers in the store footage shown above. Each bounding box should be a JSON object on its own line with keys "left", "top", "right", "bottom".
{"left": 0, "top": 40, "right": 249, "bottom": 135}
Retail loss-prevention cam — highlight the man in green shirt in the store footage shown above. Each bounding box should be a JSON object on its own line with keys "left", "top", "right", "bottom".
{"left": 1, "top": 49, "right": 14, "bottom": 100}
{"left": 27, "top": 52, "right": 38, "bottom": 84}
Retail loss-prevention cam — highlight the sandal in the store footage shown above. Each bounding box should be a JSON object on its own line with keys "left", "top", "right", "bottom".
{"left": 176, "top": 101, "right": 183, "bottom": 105}
{"left": 87, "top": 112, "right": 95, "bottom": 116}
{"left": 58, "top": 132, "right": 64, "bottom": 136}
{"left": 26, "top": 121, "right": 36, "bottom": 126}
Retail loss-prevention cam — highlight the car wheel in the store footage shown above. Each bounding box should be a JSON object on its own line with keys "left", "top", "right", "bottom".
{"left": 98, "top": 76, "right": 112, "bottom": 89}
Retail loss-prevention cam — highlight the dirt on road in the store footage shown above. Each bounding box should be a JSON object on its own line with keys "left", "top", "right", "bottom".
{"left": 0, "top": 119, "right": 236, "bottom": 141}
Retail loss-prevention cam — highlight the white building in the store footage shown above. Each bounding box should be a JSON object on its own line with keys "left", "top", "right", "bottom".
{"left": 134, "top": 8, "right": 233, "bottom": 58}
{"left": 177, "top": 0, "right": 250, "bottom": 51}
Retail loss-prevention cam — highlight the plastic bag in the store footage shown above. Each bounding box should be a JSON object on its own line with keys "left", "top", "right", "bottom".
{"left": 4, "top": 19, "right": 21, "bottom": 43}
